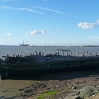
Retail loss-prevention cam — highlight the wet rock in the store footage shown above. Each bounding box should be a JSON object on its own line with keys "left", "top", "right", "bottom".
{"left": 72, "top": 86, "right": 77, "bottom": 90}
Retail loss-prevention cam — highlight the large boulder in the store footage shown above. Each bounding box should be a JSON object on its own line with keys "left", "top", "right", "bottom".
{"left": 79, "top": 86, "right": 99, "bottom": 98}
{"left": 64, "top": 86, "right": 99, "bottom": 99}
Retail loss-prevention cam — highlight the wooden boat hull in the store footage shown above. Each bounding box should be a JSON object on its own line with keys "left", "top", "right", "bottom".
{"left": 1, "top": 57, "right": 99, "bottom": 79}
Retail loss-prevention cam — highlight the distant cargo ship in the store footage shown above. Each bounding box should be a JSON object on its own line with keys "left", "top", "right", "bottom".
{"left": 19, "top": 41, "right": 29, "bottom": 46}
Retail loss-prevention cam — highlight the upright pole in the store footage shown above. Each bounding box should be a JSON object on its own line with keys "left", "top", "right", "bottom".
{"left": 6, "top": 67, "right": 8, "bottom": 79}
{"left": 0, "top": 75, "right": 1, "bottom": 85}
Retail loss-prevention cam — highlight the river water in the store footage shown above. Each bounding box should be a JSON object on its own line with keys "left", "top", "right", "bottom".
{"left": 0, "top": 46, "right": 99, "bottom": 58}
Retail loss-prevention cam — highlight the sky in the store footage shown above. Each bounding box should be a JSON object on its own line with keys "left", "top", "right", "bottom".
{"left": 0, "top": 0, "right": 99, "bottom": 46}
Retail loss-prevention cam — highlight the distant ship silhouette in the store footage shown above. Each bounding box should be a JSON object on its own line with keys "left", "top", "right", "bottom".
{"left": 20, "top": 41, "right": 29, "bottom": 46}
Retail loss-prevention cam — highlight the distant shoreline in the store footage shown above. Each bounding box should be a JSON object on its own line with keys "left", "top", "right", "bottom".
{"left": 0, "top": 45, "right": 99, "bottom": 47}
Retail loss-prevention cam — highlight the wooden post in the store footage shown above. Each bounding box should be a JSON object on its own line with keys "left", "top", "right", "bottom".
{"left": 0, "top": 75, "right": 1, "bottom": 85}
{"left": 62, "top": 51, "right": 64, "bottom": 56}
{"left": 6, "top": 67, "right": 8, "bottom": 79}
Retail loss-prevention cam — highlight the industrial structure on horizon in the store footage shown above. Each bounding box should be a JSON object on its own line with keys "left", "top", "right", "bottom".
{"left": 19, "top": 41, "right": 29, "bottom": 46}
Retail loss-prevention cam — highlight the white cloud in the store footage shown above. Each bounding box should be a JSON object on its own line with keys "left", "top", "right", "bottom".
{"left": 33, "top": 6, "right": 66, "bottom": 14}
{"left": 32, "top": 6, "right": 85, "bottom": 18}
{"left": 89, "top": 36, "right": 99, "bottom": 39}
{"left": 0, "top": 6, "right": 43, "bottom": 14}
{"left": 5, "top": 33, "right": 12, "bottom": 36}
{"left": 57, "top": 29, "right": 62, "bottom": 32}
{"left": 0, "top": 6, "right": 14, "bottom": 10}
{"left": 96, "top": 20, "right": 99, "bottom": 24}
{"left": 27, "top": 30, "right": 47, "bottom": 36}
{"left": 41, "top": 30, "right": 47, "bottom": 33}
{"left": 77, "top": 22, "right": 96, "bottom": 29}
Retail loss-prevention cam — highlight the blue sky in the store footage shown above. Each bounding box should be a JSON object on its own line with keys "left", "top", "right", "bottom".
{"left": 0, "top": 0, "right": 99, "bottom": 46}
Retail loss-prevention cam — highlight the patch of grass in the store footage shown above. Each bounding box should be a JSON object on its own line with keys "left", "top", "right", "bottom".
{"left": 37, "top": 90, "right": 60, "bottom": 99}
{"left": 66, "top": 87, "right": 72, "bottom": 90}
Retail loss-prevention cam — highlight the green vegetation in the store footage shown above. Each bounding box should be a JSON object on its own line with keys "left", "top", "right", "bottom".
{"left": 66, "top": 87, "right": 72, "bottom": 90}
{"left": 36, "top": 90, "right": 60, "bottom": 99}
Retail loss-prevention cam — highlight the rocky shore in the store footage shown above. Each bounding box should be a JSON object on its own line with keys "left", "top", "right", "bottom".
{"left": 1, "top": 69, "right": 99, "bottom": 99}
{"left": 24, "top": 69, "right": 99, "bottom": 99}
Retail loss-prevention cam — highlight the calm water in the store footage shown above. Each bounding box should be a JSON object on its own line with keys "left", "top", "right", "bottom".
{"left": 0, "top": 46, "right": 99, "bottom": 58}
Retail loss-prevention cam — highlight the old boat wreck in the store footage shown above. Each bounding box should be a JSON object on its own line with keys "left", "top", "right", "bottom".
{"left": 0, "top": 49, "right": 99, "bottom": 78}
